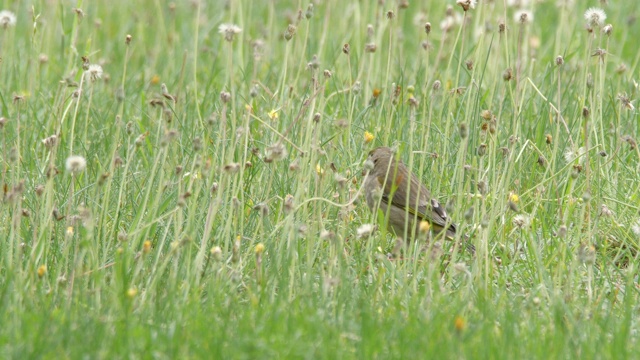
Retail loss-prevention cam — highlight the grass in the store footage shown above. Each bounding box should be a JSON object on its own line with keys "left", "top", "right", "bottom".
{"left": 1, "top": 0, "right": 640, "bottom": 358}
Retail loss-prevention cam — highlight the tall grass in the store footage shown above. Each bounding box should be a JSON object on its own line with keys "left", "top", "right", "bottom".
{"left": 0, "top": 0, "right": 639, "bottom": 357}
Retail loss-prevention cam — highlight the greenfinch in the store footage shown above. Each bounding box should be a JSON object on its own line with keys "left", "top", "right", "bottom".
{"left": 364, "top": 146, "right": 456, "bottom": 240}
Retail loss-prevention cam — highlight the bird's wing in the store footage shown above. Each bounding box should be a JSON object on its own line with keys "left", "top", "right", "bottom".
{"left": 377, "top": 164, "right": 453, "bottom": 231}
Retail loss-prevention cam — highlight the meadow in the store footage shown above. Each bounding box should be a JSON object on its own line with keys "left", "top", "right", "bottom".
{"left": 1, "top": 0, "right": 640, "bottom": 358}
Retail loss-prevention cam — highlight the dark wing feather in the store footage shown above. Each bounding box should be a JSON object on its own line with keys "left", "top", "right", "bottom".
{"left": 377, "top": 160, "right": 455, "bottom": 234}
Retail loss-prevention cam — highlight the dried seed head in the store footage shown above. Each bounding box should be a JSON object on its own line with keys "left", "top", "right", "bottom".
{"left": 555, "top": 55, "right": 564, "bottom": 66}
{"left": 342, "top": 43, "right": 350, "bottom": 55}
{"left": 265, "top": 143, "right": 287, "bottom": 163}
{"left": 623, "top": 135, "right": 637, "bottom": 150}
{"left": 85, "top": 64, "right": 103, "bottom": 82}
{"left": 289, "top": 158, "right": 300, "bottom": 171}
{"left": 498, "top": 20, "right": 506, "bottom": 33}
{"left": 223, "top": 162, "right": 241, "bottom": 174}
{"left": 125, "top": 34, "right": 132, "bottom": 45}
{"left": 456, "top": 0, "right": 477, "bottom": 12}
{"left": 503, "top": 68, "right": 513, "bottom": 81}
{"left": 284, "top": 194, "right": 295, "bottom": 213}
{"left": 584, "top": 7, "right": 606, "bottom": 29}
{"left": 253, "top": 203, "right": 270, "bottom": 216}
{"left": 617, "top": 93, "right": 635, "bottom": 111}
{"left": 65, "top": 155, "right": 87, "bottom": 175}
{"left": 578, "top": 243, "right": 596, "bottom": 265}
{"left": 459, "top": 122, "right": 468, "bottom": 139}
{"left": 218, "top": 23, "right": 242, "bottom": 42}
{"left": 465, "top": 60, "right": 474, "bottom": 70}
{"left": 512, "top": 214, "right": 531, "bottom": 229}
{"left": 364, "top": 43, "right": 377, "bottom": 53}
{"left": 284, "top": 24, "right": 297, "bottom": 40}
{"left": 477, "top": 179, "right": 488, "bottom": 195}
{"left": 161, "top": 129, "right": 179, "bottom": 146}
{"left": 477, "top": 143, "right": 487, "bottom": 156}
{"left": 192, "top": 137, "right": 203, "bottom": 151}
{"left": 0, "top": 10, "right": 17, "bottom": 28}
{"left": 537, "top": 155, "right": 546, "bottom": 168}
{"left": 557, "top": 225, "right": 567, "bottom": 238}
{"left": 357, "top": 224, "right": 375, "bottom": 238}
{"left": 432, "top": 80, "right": 442, "bottom": 91}
{"left": 308, "top": 54, "right": 320, "bottom": 70}
{"left": 220, "top": 91, "right": 231, "bottom": 103}
{"left": 424, "top": 22, "right": 432, "bottom": 34}
{"left": 515, "top": 10, "right": 533, "bottom": 24}
{"left": 41, "top": 134, "right": 58, "bottom": 149}
{"left": 305, "top": 4, "right": 314, "bottom": 19}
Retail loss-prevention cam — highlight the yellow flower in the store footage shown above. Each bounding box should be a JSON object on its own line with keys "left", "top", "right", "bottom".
{"left": 66, "top": 226, "right": 74, "bottom": 236}
{"left": 268, "top": 109, "right": 279, "bottom": 120}
{"left": 255, "top": 243, "right": 265, "bottom": 254}
{"left": 454, "top": 316, "right": 466, "bottom": 332}
{"left": 127, "top": 288, "right": 138, "bottom": 298}
{"left": 364, "top": 131, "right": 375, "bottom": 144}
{"left": 143, "top": 240, "right": 152, "bottom": 253}
{"left": 508, "top": 193, "right": 519, "bottom": 204}
{"left": 37, "top": 265, "right": 47, "bottom": 278}
{"left": 316, "top": 163, "right": 324, "bottom": 176}
{"left": 151, "top": 75, "right": 160, "bottom": 85}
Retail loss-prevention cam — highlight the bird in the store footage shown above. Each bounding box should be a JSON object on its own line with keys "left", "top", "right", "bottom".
{"left": 363, "top": 146, "right": 457, "bottom": 241}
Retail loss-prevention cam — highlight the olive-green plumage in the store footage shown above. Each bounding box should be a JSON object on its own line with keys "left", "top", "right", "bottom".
{"left": 364, "top": 146, "right": 456, "bottom": 240}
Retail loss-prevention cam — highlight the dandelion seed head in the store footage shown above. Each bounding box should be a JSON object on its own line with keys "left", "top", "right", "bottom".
{"left": 0, "top": 10, "right": 16, "bottom": 28}
{"left": 219, "top": 23, "right": 242, "bottom": 42}
{"left": 65, "top": 155, "right": 87, "bottom": 174}
{"left": 357, "top": 224, "right": 375, "bottom": 238}
{"left": 512, "top": 214, "right": 531, "bottom": 229}
{"left": 86, "top": 64, "right": 103, "bottom": 82}
{"left": 265, "top": 143, "right": 287, "bottom": 163}
{"left": 584, "top": 8, "right": 606, "bottom": 28}
{"left": 514, "top": 10, "right": 533, "bottom": 23}
{"left": 564, "top": 147, "right": 586, "bottom": 163}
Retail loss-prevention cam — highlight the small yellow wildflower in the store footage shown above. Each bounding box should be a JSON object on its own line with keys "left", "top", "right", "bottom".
{"left": 508, "top": 193, "right": 519, "bottom": 204}
{"left": 364, "top": 131, "right": 375, "bottom": 144}
{"left": 66, "top": 226, "right": 74, "bottom": 236}
{"left": 151, "top": 74, "right": 160, "bottom": 85}
{"left": 454, "top": 316, "right": 466, "bottom": 332}
{"left": 143, "top": 240, "right": 152, "bottom": 253}
{"left": 255, "top": 243, "right": 265, "bottom": 254}
{"left": 37, "top": 265, "right": 47, "bottom": 278}
{"left": 127, "top": 288, "right": 138, "bottom": 298}
{"left": 268, "top": 109, "right": 279, "bottom": 120}
{"left": 316, "top": 163, "right": 324, "bottom": 176}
